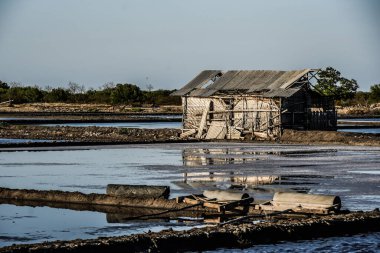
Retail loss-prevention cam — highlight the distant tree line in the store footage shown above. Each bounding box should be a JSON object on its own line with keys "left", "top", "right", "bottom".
{"left": 0, "top": 68, "right": 379, "bottom": 107}
{"left": 0, "top": 81, "right": 181, "bottom": 106}
{"left": 340, "top": 84, "right": 380, "bottom": 106}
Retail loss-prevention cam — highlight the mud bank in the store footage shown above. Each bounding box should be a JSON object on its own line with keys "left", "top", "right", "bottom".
{"left": 1, "top": 125, "right": 379, "bottom": 147}
{"left": 280, "top": 129, "right": 380, "bottom": 146}
{"left": 1, "top": 211, "right": 380, "bottom": 253}
{"left": 0, "top": 125, "right": 181, "bottom": 143}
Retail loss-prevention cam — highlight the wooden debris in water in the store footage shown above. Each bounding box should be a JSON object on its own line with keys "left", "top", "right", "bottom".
{"left": 106, "top": 184, "right": 170, "bottom": 199}
{"left": 255, "top": 192, "right": 341, "bottom": 214}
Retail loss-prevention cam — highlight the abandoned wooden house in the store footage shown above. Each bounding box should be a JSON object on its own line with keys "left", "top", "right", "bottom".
{"left": 171, "top": 69, "right": 337, "bottom": 140}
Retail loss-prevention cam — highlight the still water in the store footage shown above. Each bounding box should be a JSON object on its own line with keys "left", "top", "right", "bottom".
{"left": 0, "top": 139, "right": 63, "bottom": 144}
{"left": 338, "top": 128, "right": 380, "bottom": 134}
{"left": 338, "top": 118, "right": 380, "bottom": 122}
{"left": 338, "top": 118, "right": 380, "bottom": 134}
{"left": 0, "top": 143, "right": 380, "bottom": 248}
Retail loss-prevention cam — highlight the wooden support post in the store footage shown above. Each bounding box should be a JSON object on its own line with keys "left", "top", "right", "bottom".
{"left": 196, "top": 101, "right": 210, "bottom": 139}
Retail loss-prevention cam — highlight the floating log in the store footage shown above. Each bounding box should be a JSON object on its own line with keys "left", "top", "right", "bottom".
{"left": 203, "top": 190, "right": 250, "bottom": 201}
{"left": 106, "top": 184, "right": 170, "bottom": 199}
{"left": 272, "top": 192, "right": 341, "bottom": 211}
{"left": 0, "top": 187, "right": 210, "bottom": 212}
{"left": 0, "top": 198, "right": 205, "bottom": 220}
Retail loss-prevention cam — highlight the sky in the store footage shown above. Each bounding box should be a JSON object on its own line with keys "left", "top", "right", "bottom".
{"left": 0, "top": 0, "right": 379, "bottom": 91}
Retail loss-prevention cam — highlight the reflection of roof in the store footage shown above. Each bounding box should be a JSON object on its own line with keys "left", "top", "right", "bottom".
{"left": 172, "top": 69, "right": 312, "bottom": 97}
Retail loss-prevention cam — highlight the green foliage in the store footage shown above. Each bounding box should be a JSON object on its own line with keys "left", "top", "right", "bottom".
{"left": 86, "top": 88, "right": 113, "bottom": 104}
{"left": 315, "top": 67, "right": 359, "bottom": 100}
{"left": 0, "top": 80, "right": 9, "bottom": 89}
{"left": 0, "top": 80, "right": 9, "bottom": 101}
{"left": 143, "top": 89, "right": 181, "bottom": 106}
{"left": 0, "top": 79, "right": 180, "bottom": 105}
{"left": 44, "top": 88, "right": 70, "bottom": 102}
{"left": 369, "top": 84, "right": 380, "bottom": 103}
{"left": 353, "top": 91, "right": 370, "bottom": 106}
{"left": 6, "top": 86, "right": 44, "bottom": 104}
{"left": 110, "top": 83, "right": 143, "bottom": 105}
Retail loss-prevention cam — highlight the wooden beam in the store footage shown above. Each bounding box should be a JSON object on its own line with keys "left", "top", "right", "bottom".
{"left": 196, "top": 102, "right": 210, "bottom": 138}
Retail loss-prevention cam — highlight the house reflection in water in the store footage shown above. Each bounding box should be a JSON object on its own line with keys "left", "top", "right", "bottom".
{"left": 181, "top": 148, "right": 282, "bottom": 166}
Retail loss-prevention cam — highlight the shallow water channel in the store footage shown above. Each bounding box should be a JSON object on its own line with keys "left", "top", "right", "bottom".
{"left": 0, "top": 143, "right": 380, "bottom": 249}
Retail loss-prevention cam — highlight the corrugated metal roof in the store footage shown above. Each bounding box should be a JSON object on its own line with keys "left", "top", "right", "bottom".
{"left": 171, "top": 70, "right": 222, "bottom": 96}
{"left": 263, "top": 88, "right": 301, "bottom": 98}
{"left": 172, "top": 69, "right": 312, "bottom": 98}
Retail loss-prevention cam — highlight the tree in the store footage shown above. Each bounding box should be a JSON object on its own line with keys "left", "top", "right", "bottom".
{"left": 68, "top": 81, "right": 86, "bottom": 94}
{"left": 146, "top": 84, "right": 154, "bottom": 92}
{"left": 44, "top": 88, "right": 70, "bottom": 102}
{"left": 0, "top": 80, "right": 9, "bottom": 89}
{"left": 110, "top": 83, "right": 143, "bottom": 105}
{"left": 102, "top": 81, "right": 115, "bottom": 90}
{"left": 369, "top": 84, "right": 380, "bottom": 103}
{"left": 0, "top": 81, "right": 9, "bottom": 101}
{"left": 314, "top": 67, "right": 359, "bottom": 100}
{"left": 353, "top": 91, "right": 370, "bottom": 106}
{"left": 6, "top": 86, "right": 43, "bottom": 104}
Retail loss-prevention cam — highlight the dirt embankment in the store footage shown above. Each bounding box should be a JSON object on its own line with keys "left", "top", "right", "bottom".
{"left": 0, "top": 125, "right": 379, "bottom": 146}
{"left": 0, "top": 125, "right": 181, "bottom": 143}
{"left": 1, "top": 210, "right": 380, "bottom": 253}
{"left": 281, "top": 129, "right": 380, "bottom": 146}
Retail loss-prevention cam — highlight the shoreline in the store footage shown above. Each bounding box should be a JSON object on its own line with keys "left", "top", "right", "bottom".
{"left": 1, "top": 125, "right": 379, "bottom": 148}
{"left": 1, "top": 210, "right": 380, "bottom": 253}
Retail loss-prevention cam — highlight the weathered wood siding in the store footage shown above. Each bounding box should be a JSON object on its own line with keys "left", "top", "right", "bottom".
{"left": 182, "top": 96, "right": 281, "bottom": 140}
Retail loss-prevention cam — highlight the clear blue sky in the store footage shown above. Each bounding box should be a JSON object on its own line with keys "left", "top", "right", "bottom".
{"left": 0, "top": 0, "right": 379, "bottom": 91}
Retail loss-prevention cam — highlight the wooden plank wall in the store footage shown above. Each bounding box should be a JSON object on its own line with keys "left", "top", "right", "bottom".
{"left": 183, "top": 96, "right": 281, "bottom": 139}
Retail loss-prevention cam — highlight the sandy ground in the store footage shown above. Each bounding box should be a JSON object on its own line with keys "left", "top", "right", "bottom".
{"left": 281, "top": 129, "right": 380, "bottom": 146}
